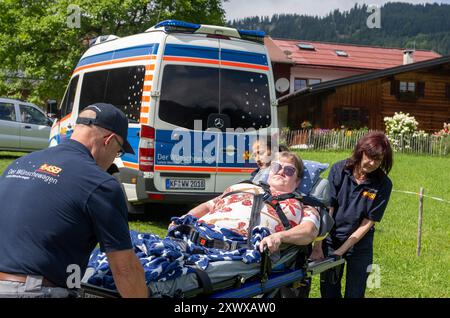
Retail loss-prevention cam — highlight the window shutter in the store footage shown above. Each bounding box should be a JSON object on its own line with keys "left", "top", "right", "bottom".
{"left": 446, "top": 84, "right": 450, "bottom": 99}
{"left": 390, "top": 80, "right": 399, "bottom": 95}
{"left": 416, "top": 82, "right": 425, "bottom": 98}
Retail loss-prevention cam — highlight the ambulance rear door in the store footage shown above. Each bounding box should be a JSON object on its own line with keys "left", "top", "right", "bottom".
{"left": 152, "top": 34, "right": 221, "bottom": 195}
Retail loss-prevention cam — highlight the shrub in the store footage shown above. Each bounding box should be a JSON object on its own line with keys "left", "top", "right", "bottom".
{"left": 384, "top": 112, "right": 418, "bottom": 135}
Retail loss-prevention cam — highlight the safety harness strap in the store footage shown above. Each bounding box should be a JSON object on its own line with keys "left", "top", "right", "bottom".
{"left": 192, "top": 268, "right": 213, "bottom": 296}
{"left": 259, "top": 182, "right": 292, "bottom": 231}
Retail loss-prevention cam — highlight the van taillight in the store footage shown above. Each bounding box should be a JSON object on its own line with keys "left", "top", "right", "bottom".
{"left": 139, "top": 125, "right": 155, "bottom": 172}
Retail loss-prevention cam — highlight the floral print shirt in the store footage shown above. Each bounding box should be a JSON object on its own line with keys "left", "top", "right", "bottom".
{"left": 199, "top": 183, "right": 320, "bottom": 236}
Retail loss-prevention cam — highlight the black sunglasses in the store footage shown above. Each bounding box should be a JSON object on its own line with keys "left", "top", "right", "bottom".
{"left": 270, "top": 161, "right": 297, "bottom": 177}
{"left": 104, "top": 134, "right": 125, "bottom": 158}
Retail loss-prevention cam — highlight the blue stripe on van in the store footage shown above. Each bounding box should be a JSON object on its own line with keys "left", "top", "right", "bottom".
{"left": 77, "top": 51, "right": 115, "bottom": 67}
{"left": 220, "top": 48, "right": 268, "bottom": 66}
{"left": 164, "top": 44, "right": 219, "bottom": 60}
{"left": 164, "top": 44, "right": 268, "bottom": 66}
{"left": 76, "top": 44, "right": 159, "bottom": 68}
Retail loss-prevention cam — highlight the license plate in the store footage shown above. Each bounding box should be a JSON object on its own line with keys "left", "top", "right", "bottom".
{"left": 166, "top": 179, "right": 206, "bottom": 190}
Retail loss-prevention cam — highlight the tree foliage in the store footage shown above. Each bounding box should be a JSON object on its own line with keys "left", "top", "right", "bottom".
{"left": 0, "top": 0, "right": 225, "bottom": 105}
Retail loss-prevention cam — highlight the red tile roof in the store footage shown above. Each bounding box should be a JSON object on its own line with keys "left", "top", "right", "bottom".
{"left": 267, "top": 37, "right": 442, "bottom": 70}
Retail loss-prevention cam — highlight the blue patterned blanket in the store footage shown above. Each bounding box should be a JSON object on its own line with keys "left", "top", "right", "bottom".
{"left": 87, "top": 215, "right": 271, "bottom": 290}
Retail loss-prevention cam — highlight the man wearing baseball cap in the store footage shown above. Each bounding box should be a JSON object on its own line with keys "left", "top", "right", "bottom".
{"left": 0, "top": 103, "right": 148, "bottom": 298}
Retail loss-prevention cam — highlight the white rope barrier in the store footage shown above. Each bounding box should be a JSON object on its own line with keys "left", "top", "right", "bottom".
{"left": 392, "top": 189, "right": 450, "bottom": 205}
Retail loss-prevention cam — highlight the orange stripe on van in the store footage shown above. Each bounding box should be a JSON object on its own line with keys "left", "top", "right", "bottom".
{"left": 59, "top": 113, "right": 72, "bottom": 123}
{"left": 163, "top": 56, "right": 220, "bottom": 65}
{"left": 146, "top": 64, "right": 155, "bottom": 71}
{"left": 155, "top": 166, "right": 217, "bottom": 173}
{"left": 221, "top": 61, "right": 269, "bottom": 71}
{"left": 123, "top": 161, "right": 139, "bottom": 169}
{"left": 141, "top": 96, "right": 150, "bottom": 102}
{"left": 141, "top": 106, "right": 149, "bottom": 113}
{"left": 144, "top": 74, "right": 153, "bottom": 81}
{"left": 140, "top": 117, "right": 149, "bottom": 124}
{"left": 73, "top": 56, "right": 153, "bottom": 74}
{"left": 143, "top": 85, "right": 152, "bottom": 91}
{"left": 154, "top": 166, "right": 255, "bottom": 174}
{"left": 217, "top": 167, "right": 255, "bottom": 173}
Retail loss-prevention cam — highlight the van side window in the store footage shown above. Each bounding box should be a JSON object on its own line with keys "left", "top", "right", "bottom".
{"left": 60, "top": 75, "right": 79, "bottom": 117}
{"left": 0, "top": 102, "right": 16, "bottom": 122}
{"left": 159, "top": 65, "right": 219, "bottom": 130}
{"left": 79, "top": 66, "right": 145, "bottom": 123}
{"left": 19, "top": 105, "right": 48, "bottom": 125}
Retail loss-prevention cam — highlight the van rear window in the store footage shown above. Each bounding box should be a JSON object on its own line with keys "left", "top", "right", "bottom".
{"left": 159, "top": 65, "right": 271, "bottom": 130}
{"left": 79, "top": 66, "right": 145, "bottom": 123}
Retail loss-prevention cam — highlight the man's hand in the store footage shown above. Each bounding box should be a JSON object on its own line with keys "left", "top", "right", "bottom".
{"left": 107, "top": 249, "right": 149, "bottom": 298}
{"left": 332, "top": 250, "right": 344, "bottom": 257}
{"left": 259, "top": 232, "right": 283, "bottom": 253}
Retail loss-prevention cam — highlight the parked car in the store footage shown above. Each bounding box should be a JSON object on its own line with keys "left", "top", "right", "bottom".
{"left": 0, "top": 97, "right": 53, "bottom": 152}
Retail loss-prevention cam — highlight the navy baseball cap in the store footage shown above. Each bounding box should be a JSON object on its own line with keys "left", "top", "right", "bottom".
{"left": 76, "top": 103, "right": 135, "bottom": 155}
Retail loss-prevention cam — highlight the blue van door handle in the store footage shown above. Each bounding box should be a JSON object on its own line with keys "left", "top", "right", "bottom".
{"left": 24, "top": 125, "right": 32, "bottom": 129}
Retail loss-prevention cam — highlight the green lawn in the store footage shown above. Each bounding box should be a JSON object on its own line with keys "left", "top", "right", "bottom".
{"left": 295, "top": 150, "right": 450, "bottom": 298}
{"left": 1, "top": 150, "right": 449, "bottom": 297}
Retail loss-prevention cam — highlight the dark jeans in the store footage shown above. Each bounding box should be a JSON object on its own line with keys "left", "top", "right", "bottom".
{"left": 320, "top": 232, "right": 374, "bottom": 298}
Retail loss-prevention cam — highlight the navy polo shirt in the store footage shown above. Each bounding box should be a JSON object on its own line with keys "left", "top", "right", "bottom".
{"left": 0, "top": 139, "right": 132, "bottom": 287}
{"left": 327, "top": 159, "right": 393, "bottom": 244}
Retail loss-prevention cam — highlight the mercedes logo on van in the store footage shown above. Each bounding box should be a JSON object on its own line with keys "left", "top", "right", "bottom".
{"left": 214, "top": 118, "right": 224, "bottom": 129}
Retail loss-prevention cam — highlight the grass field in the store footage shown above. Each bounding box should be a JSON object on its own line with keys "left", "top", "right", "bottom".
{"left": 1, "top": 150, "right": 449, "bottom": 297}
{"left": 294, "top": 150, "right": 450, "bottom": 298}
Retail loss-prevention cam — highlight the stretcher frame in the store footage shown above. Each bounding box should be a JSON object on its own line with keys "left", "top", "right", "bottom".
{"left": 78, "top": 255, "right": 344, "bottom": 298}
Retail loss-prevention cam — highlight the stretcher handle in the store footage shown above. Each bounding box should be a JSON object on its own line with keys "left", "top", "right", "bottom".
{"left": 260, "top": 246, "right": 272, "bottom": 283}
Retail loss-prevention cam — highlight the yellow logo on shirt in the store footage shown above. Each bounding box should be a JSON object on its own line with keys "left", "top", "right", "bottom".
{"left": 37, "top": 164, "right": 63, "bottom": 175}
{"left": 362, "top": 191, "right": 376, "bottom": 200}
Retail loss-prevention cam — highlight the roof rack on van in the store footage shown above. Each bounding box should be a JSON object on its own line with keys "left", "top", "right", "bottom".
{"left": 89, "top": 35, "right": 120, "bottom": 47}
{"left": 146, "top": 20, "right": 265, "bottom": 44}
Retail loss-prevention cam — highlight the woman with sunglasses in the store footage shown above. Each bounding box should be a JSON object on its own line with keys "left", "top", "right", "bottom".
{"left": 186, "top": 151, "right": 320, "bottom": 253}
{"left": 311, "top": 131, "right": 393, "bottom": 298}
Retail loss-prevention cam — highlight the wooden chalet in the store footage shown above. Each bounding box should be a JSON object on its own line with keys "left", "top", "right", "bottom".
{"left": 277, "top": 56, "right": 450, "bottom": 132}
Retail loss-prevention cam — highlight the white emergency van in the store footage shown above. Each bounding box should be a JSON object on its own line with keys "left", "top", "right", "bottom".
{"left": 49, "top": 20, "right": 278, "bottom": 212}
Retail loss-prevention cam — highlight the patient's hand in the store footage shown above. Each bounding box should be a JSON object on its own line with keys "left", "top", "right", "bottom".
{"left": 259, "top": 233, "right": 283, "bottom": 253}
{"left": 309, "top": 246, "right": 325, "bottom": 261}
{"left": 168, "top": 221, "right": 176, "bottom": 229}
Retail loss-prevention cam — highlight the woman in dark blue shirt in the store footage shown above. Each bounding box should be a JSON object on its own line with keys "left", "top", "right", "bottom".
{"left": 311, "top": 131, "right": 393, "bottom": 298}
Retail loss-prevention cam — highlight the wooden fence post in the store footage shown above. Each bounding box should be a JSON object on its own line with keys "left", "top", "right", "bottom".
{"left": 416, "top": 187, "right": 424, "bottom": 257}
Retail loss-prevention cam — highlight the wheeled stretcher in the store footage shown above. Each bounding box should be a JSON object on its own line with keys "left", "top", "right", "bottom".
{"left": 77, "top": 177, "right": 344, "bottom": 298}
{"left": 79, "top": 245, "right": 343, "bottom": 298}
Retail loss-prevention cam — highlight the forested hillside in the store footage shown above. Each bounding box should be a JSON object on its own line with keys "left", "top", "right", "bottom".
{"left": 228, "top": 2, "right": 450, "bottom": 55}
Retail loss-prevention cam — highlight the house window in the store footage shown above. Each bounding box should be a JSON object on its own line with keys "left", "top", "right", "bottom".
{"left": 335, "top": 50, "right": 348, "bottom": 57}
{"left": 333, "top": 107, "right": 369, "bottom": 128}
{"left": 294, "top": 78, "right": 321, "bottom": 91}
{"left": 400, "top": 81, "right": 415, "bottom": 93}
{"left": 294, "top": 79, "right": 307, "bottom": 91}
{"left": 297, "top": 43, "right": 315, "bottom": 50}
{"left": 308, "top": 79, "right": 321, "bottom": 85}
{"left": 445, "top": 84, "right": 450, "bottom": 99}
{"left": 391, "top": 80, "right": 425, "bottom": 99}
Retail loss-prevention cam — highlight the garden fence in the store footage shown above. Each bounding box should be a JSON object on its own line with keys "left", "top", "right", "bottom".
{"left": 281, "top": 129, "right": 449, "bottom": 156}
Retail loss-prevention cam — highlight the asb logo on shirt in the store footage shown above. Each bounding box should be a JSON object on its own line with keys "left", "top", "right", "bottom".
{"left": 37, "top": 164, "right": 63, "bottom": 176}
{"left": 362, "top": 190, "right": 377, "bottom": 201}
